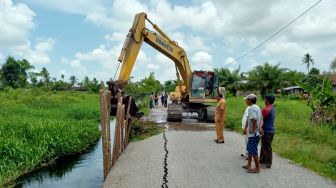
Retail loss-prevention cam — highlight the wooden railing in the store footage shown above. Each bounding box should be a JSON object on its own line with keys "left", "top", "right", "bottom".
{"left": 99, "top": 85, "right": 133, "bottom": 179}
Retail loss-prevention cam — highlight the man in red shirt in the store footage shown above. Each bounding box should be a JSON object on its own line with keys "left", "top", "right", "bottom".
{"left": 259, "top": 94, "right": 275, "bottom": 168}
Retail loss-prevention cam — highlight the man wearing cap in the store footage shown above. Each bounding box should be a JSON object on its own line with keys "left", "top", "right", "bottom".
{"left": 214, "top": 92, "right": 226, "bottom": 143}
{"left": 242, "top": 94, "right": 262, "bottom": 173}
{"left": 259, "top": 94, "right": 276, "bottom": 168}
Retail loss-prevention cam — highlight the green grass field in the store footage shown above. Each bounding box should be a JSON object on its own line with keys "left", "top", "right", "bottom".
{"left": 0, "top": 89, "right": 101, "bottom": 186}
{"left": 225, "top": 97, "right": 336, "bottom": 181}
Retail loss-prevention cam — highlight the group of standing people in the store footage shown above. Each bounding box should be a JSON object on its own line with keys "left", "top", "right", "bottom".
{"left": 214, "top": 93, "right": 276, "bottom": 174}
{"left": 150, "top": 93, "right": 168, "bottom": 109}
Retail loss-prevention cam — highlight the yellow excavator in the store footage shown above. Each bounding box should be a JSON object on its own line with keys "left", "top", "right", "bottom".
{"left": 109, "top": 12, "right": 221, "bottom": 122}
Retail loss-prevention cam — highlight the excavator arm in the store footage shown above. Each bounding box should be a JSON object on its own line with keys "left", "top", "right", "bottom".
{"left": 115, "top": 12, "right": 192, "bottom": 94}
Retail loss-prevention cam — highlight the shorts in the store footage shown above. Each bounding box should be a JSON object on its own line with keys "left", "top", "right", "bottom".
{"left": 247, "top": 136, "right": 260, "bottom": 156}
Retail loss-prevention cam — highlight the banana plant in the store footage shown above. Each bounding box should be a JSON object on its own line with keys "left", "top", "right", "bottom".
{"left": 297, "top": 77, "right": 335, "bottom": 123}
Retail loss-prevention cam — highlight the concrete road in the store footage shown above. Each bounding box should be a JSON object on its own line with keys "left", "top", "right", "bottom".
{"left": 103, "top": 108, "right": 336, "bottom": 188}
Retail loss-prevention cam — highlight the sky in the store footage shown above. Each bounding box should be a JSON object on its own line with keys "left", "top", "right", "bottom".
{"left": 0, "top": 0, "right": 335, "bottom": 83}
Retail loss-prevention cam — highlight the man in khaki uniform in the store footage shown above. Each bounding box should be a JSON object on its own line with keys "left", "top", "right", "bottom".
{"left": 215, "top": 93, "right": 226, "bottom": 143}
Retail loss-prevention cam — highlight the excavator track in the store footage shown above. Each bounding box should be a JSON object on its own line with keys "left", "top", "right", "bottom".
{"left": 167, "top": 103, "right": 183, "bottom": 122}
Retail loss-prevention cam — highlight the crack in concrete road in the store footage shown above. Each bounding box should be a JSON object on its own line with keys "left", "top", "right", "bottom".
{"left": 161, "top": 129, "right": 168, "bottom": 188}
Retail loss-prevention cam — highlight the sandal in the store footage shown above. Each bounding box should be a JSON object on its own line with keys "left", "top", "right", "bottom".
{"left": 242, "top": 165, "right": 250, "bottom": 170}
{"left": 247, "top": 169, "right": 260, "bottom": 173}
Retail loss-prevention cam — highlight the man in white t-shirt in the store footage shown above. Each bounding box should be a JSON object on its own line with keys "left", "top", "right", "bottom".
{"left": 242, "top": 94, "right": 262, "bottom": 173}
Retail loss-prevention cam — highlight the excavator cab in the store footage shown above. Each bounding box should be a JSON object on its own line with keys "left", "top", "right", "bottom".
{"left": 190, "top": 71, "right": 218, "bottom": 99}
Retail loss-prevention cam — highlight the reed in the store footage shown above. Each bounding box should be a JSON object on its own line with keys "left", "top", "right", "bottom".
{"left": 0, "top": 89, "right": 101, "bottom": 186}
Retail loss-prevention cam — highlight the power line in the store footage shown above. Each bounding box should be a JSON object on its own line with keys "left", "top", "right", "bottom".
{"left": 224, "top": 0, "right": 323, "bottom": 67}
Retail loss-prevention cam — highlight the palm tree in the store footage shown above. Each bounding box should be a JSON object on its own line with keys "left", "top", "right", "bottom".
{"left": 40, "top": 67, "right": 50, "bottom": 89}
{"left": 302, "top": 53, "right": 314, "bottom": 74}
{"left": 214, "top": 66, "right": 241, "bottom": 96}
{"left": 83, "top": 76, "right": 90, "bottom": 88}
{"left": 69, "top": 75, "right": 77, "bottom": 87}
{"left": 247, "top": 63, "right": 286, "bottom": 96}
{"left": 331, "top": 57, "right": 336, "bottom": 72}
{"left": 61, "top": 74, "right": 65, "bottom": 81}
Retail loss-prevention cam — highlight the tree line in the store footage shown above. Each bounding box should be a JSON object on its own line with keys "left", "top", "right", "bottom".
{"left": 1, "top": 53, "right": 335, "bottom": 96}
{"left": 215, "top": 53, "right": 336, "bottom": 97}
{"left": 0, "top": 56, "right": 100, "bottom": 92}
{"left": 214, "top": 53, "right": 335, "bottom": 125}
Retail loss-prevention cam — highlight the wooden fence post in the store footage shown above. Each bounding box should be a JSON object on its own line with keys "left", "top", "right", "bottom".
{"left": 125, "top": 96, "right": 132, "bottom": 147}
{"left": 100, "top": 84, "right": 108, "bottom": 179}
{"left": 101, "top": 88, "right": 135, "bottom": 178}
{"left": 106, "top": 90, "right": 111, "bottom": 172}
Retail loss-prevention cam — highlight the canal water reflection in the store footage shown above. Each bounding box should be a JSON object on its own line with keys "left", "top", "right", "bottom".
{"left": 15, "top": 120, "right": 115, "bottom": 188}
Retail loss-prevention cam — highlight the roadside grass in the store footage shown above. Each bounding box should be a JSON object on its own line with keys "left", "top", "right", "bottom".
{"left": 225, "top": 97, "right": 336, "bottom": 181}
{"left": 0, "top": 89, "right": 101, "bottom": 187}
{"left": 130, "top": 119, "right": 163, "bottom": 142}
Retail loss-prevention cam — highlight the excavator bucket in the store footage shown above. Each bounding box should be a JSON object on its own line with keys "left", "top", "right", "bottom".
{"left": 107, "top": 81, "right": 143, "bottom": 118}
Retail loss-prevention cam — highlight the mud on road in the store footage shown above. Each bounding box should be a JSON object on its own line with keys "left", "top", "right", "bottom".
{"left": 142, "top": 107, "right": 215, "bottom": 131}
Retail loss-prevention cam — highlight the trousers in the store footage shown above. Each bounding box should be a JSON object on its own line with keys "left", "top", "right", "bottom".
{"left": 260, "top": 133, "right": 274, "bottom": 166}
{"left": 215, "top": 121, "right": 224, "bottom": 141}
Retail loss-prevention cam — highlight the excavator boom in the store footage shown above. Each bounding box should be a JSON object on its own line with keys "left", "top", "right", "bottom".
{"left": 117, "top": 12, "right": 191, "bottom": 91}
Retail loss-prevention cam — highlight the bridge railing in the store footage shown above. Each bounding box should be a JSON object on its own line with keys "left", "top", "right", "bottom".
{"left": 99, "top": 85, "right": 132, "bottom": 179}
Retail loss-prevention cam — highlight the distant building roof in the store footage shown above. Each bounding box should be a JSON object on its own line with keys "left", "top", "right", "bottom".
{"left": 282, "top": 86, "right": 302, "bottom": 91}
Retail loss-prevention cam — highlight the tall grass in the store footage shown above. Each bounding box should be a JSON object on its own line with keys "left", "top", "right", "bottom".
{"left": 225, "top": 97, "right": 336, "bottom": 181}
{"left": 0, "top": 89, "right": 101, "bottom": 186}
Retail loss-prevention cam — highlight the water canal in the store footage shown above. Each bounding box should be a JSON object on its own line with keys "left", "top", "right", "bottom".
{"left": 14, "top": 120, "right": 115, "bottom": 188}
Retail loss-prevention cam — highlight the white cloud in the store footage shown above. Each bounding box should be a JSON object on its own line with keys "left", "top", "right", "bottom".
{"left": 146, "top": 63, "right": 160, "bottom": 70}
{"left": 262, "top": 38, "right": 306, "bottom": 58}
{"left": 155, "top": 53, "right": 170, "bottom": 65}
{"left": 13, "top": 38, "right": 55, "bottom": 65}
{"left": 191, "top": 51, "right": 213, "bottom": 71}
{"left": 104, "top": 32, "right": 125, "bottom": 44}
{"left": 84, "top": 0, "right": 149, "bottom": 31}
{"left": 290, "top": 1, "right": 336, "bottom": 40}
{"left": 224, "top": 57, "right": 236, "bottom": 65}
{"left": 156, "top": 66, "right": 176, "bottom": 83}
{"left": 171, "top": 32, "right": 210, "bottom": 53}
{"left": 137, "top": 50, "right": 151, "bottom": 64}
{"left": 27, "top": 0, "right": 105, "bottom": 15}
{"left": 60, "top": 40, "right": 153, "bottom": 81}
{"left": 62, "top": 45, "right": 115, "bottom": 77}
{"left": 0, "top": 1, "right": 56, "bottom": 66}
{"left": 192, "top": 51, "right": 212, "bottom": 63}
{"left": 75, "top": 45, "right": 113, "bottom": 63}
{"left": 0, "top": 0, "right": 35, "bottom": 47}
{"left": 249, "top": 63, "right": 262, "bottom": 69}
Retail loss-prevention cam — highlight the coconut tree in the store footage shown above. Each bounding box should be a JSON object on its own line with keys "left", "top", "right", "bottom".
{"left": 69, "top": 75, "right": 77, "bottom": 87}
{"left": 302, "top": 53, "right": 314, "bottom": 74}
{"left": 214, "top": 66, "right": 241, "bottom": 96}
{"left": 247, "top": 63, "right": 286, "bottom": 96}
